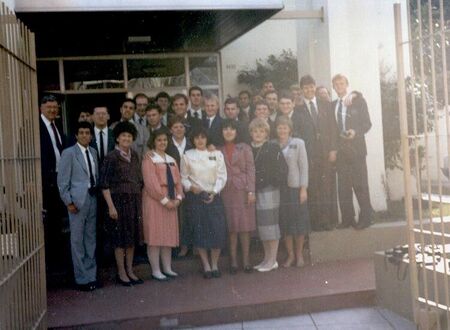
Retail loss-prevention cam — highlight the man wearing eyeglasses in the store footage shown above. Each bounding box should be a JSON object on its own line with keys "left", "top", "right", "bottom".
{"left": 39, "top": 95, "right": 68, "bottom": 279}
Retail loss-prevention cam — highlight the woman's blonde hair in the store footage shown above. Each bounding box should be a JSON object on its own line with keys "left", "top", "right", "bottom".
{"left": 275, "top": 115, "right": 293, "bottom": 134}
{"left": 249, "top": 117, "right": 270, "bottom": 136}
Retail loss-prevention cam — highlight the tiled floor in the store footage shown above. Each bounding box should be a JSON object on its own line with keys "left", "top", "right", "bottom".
{"left": 189, "top": 307, "right": 416, "bottom": 330}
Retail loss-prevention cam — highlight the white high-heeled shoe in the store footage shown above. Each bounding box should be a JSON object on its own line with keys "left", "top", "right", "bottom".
{"left": 257, "top": 261, "right": 278, "bottom": 272}
{"left": 253, "top": 262, "right": 265, "bottom": 270}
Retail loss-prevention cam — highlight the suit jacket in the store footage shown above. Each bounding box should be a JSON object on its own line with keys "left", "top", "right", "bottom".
{"left": 220, "top": 143, "right": 255, "bottom": 193}
{"left": 166, "top": 138, "right": 193, "bottom": 168}
{"left": 90, "top": 127, "right": 115, "bottom": 162}
{"left": 296, "top": 100, "right": 338, "bottom": 165}
{"left": 252, "top": 141, "right": 288, "bottom": 190}
{"left": 203, "top": 115, "right": 224, "bottom": 146}
{"left": 331, "top": 96, "right": 371, "bottom": 157}
{"left": 57, "top": 145, "right": 99, "bottom": 209}
{"left": 187, "top": 109, "right": 207, "bottom": 121}
{"left": 39, "top": 117, "right": 66, "bottom": 202}
{"left": 235, "top": 120, "right": 251, "bottom": 144}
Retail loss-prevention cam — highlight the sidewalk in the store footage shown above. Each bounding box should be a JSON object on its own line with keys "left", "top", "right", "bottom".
{"left": 190, "top": 307, "right": 415, "bottom": 330}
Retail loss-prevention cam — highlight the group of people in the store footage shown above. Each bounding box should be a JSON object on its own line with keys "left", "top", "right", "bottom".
{"left": 39, "top": 73, "right": 373, "bottom": 292}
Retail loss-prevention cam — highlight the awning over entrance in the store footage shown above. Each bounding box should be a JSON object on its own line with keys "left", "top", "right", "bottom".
{"left": 15, "top": 0, "right": 283, "bottom": 58}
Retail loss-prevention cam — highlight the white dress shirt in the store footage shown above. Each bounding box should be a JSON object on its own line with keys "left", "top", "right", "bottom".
{"left": 334, "top": 93, "right": 350, "bottom": 131}
{"left": 305, "top": 97, "right": 318, "bottom": 118}
{"left": 94, "top": 126, "right": 108, "bottom": 158}
{"left": 134, "top": 113, "right": 147, "bottom": 127}
{"left": 188, "top": 107, "right": 203, "bottom": 120}
{"left": 206, "top": 115, "right": 216, "bottom": 128}
{"left": 77, "top": 143, "right": 96, "bottom": 187}
{"left": 172, "top": 136, "right": 187, "bottom": 156}
{"left": 181, "top": 149, "right": 227, "bottom": 195}
{"left": 41, "top": 113, "right": 62, "bottom": 171}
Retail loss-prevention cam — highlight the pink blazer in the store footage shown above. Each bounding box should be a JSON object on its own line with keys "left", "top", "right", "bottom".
{"left": 220, "top": 143, "right": 255, "bottom": 193}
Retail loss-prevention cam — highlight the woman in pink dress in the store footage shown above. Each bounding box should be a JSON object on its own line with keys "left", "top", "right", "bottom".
{"left": 142, "top": 129, "right": 183, "bottom": 281}
{"left": 220, "top": 119, "right": 256, "bottom": 274}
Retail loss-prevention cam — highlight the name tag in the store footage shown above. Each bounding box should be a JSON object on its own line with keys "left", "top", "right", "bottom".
{"left": 289, "top": 145, "right": 297, "bottom": 149}
{"left": 209, "top": 156, "right": 216, "bottom": 161}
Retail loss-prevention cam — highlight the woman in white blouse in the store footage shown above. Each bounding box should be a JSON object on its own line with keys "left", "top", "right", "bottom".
{"left": 181, "top": 127, "right": 228, "bottom": 279}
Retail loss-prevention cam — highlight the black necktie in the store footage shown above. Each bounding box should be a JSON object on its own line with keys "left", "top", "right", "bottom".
{"left": 166, "top": 163, "right": 175, "bottom": 200}
{"left": 51, "top": 122, "right": 63, "bottom": 154}
{"left": 99, "top": 130, "right": 105, "bottom": 161}
{"left": 194, "top": 112, "right": 199, "bottom": 119}
{"left": 139, "top": 117, "right": 143, "bottom": 125}
{"left": 309, "top": 101, "right": 318, "bottom": 125}
{"left": 85, "top": 149, "right": 95, "bottom": 188}
{"left": 337, "top": 100, "right": 344, "bottom": 132}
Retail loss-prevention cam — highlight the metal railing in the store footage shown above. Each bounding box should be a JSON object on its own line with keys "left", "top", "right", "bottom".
{"left": 395, "top": 1, "right": 450, "bottom": 328}
{"left": 0, "top": 2, "right": 46, "bottom": 329}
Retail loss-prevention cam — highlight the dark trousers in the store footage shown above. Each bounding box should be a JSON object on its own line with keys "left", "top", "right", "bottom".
{"left": 308, "top": 157, "right": 338, "bottom": 230}
{"left": 337, "top": 150, "right": 373, "bottom": 225}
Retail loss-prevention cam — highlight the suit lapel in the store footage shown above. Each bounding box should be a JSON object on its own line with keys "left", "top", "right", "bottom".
{"left": 75, "top": 145, "right": 89, "bottom": 175}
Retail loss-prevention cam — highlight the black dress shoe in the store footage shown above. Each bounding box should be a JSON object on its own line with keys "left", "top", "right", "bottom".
{"left": 76, "top": 283, "right": 96, "bottom": 292}
{"left": 336, "top": 223, "right": 351, "bottom": 229}
{"left": 130, "top": 277, "right": 144, "bottom": 285}
{"left": 243, "top": 265, "right": 253, "bottom": 274}
{"left": 203, "top": 271, "right": 212, "bottom": 279}
{"left": 230, "top": 266, "right": 238, "bottom": 275}
{"left": 354, "top": 220, "right": 372, "bottom": 230}
{"left": 211, "top": 270, "right": 221, "bottom": 278}
{"left": 116, "top": 276, "right": 133, "bottom": 287}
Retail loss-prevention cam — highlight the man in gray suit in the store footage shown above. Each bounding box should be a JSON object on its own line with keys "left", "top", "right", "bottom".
{"left": 58, "top": 121, "right": 98, "bottom": 291}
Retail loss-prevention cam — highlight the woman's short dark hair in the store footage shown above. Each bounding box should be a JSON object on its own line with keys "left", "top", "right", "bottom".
{"left": 168, "top": 116, "right": 187, "bottom": 129}
{"left": 147, "top": 129, "right": 170, "bottom": 150}
{"left": 113, "top": 121, "right": 137, "bottom": 141}
{"left": 190, "top": 127, "right": 210, "bottom": 146}
{"left": 221, "top": 119, "right": 241, "bottom": 143}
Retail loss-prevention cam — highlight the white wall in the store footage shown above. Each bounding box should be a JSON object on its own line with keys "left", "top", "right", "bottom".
{"left": 4, "top": 0, "right": 15, "bottom": 10}
{"left": 294, "top": 0, "right": 411, "bottom": 211}
{"left": 220, "top": 0, "right": 298, "bottom": 97}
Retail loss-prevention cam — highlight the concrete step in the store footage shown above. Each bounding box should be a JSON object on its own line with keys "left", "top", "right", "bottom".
{"left": 47, "top": 258, "right": 375, "bottom": 329}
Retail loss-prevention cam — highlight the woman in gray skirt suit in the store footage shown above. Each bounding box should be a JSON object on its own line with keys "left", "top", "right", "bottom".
{"left": 275, "top": 115, "right": 310, "bottom": 267}
{"left": 249, "top": 118, "right": 288, "bottom": 272}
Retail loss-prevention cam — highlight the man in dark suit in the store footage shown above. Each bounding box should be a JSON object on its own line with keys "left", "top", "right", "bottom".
{"left": 277, "top": 92, "right": 302, "bottom": 138}
{"left": 238, "top": 90, "right": 254, "bottom": 122}
{"left": 332, "top": 74, "right": 373, "bottom": 229}
{"left": 146, "top": 103, "right": 171, "bottom": 141}
{"left": 171, "top": 93, "right": 202, "bottom": 136}
{"left": 90, "top": 106, "right": 115, "bottom": 163}
{"left": 223, "top": 97, "right": 251, "bottom": 143}
{"left": 203, "top": 94, "right": 224, "bottom": 147}
{"left": 90, "top": 106, "right": 115, "bottom": 267}
{"left": 39, "top": 95, "right": 69, "bottom": 278}
{"left": 58, "top": 121, "right": 99, "bottom": 291}
{"left": 187, "top": 86, "right": 206, "bottom": 120}
{"left": 298, "top": 75, "right": 338, "bottom": 231}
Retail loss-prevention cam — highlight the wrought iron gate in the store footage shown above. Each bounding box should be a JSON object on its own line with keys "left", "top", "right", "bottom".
{"left": 0, "top": 2, "right": 46, "bottom": 329}
{"left": 395, "top": 1, "right": 450, "bottom": 328}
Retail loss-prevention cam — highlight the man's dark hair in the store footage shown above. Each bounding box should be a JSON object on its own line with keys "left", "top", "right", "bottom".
{"left": 145, "top": 103, "right": 162, "bottom": 114}
{"left": 133, "top": 93, "right": 149, "bottom": 102}
{"left": 299, "top": 75, "right": 316, "bottom": 88}
{"left": 224, "top": 97, "right": 239, "bottom": 107}
{"left": 278, "top": 91, "right": 294, "bottom": 101}
{"left": 40, "top": 94, "right": 58, "bottom": 105}
{"left": 75, "top": 121, "right": 94, "bottom": 135}
{"left": 113, "top": 121, "right": 137, "bottom": 141}
{"left": 122, "top": 98, "right": 136, "bottom": 107}
{"left": 189, "top": 86, "right": 203, "bottom": 97}
{"left": 155, "top": 91, "right": 170, "bottom": 101}
{"left": 238, "top": 90, "right": 251, "bottom": 98}
{"left": 172, "top": 93, "right": 189, "bottom": 104}
{"left": 168, "top": 116, "right": 187, "bottom": 128}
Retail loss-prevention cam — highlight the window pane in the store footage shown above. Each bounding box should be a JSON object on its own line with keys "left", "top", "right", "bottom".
{"left": 127, "top": 58, "right": 186, "bottom": 89}
{"left": 189, "top": 56, "right": 218, "bottom": 86}
{"left": 64, "top": 60, "right": 124, "bottom": 90}
{"left": 37, "top": 61, "right": 60, "bottom": 92}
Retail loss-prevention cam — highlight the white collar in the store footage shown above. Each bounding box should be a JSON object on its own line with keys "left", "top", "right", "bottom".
{"left": 40, "top": 113, "right": 53, "bottom": 126}
{"left": 77, "top": 143, "right": 89, "bottom": 153}
{"left": 172, "top": 136, "right": 186, "bottom": 148}
{"left": 150, "top": 152, "right": 175, "bottom": 164}
{"left": 94, "top": 126, "right": 107, "bottom": 134}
